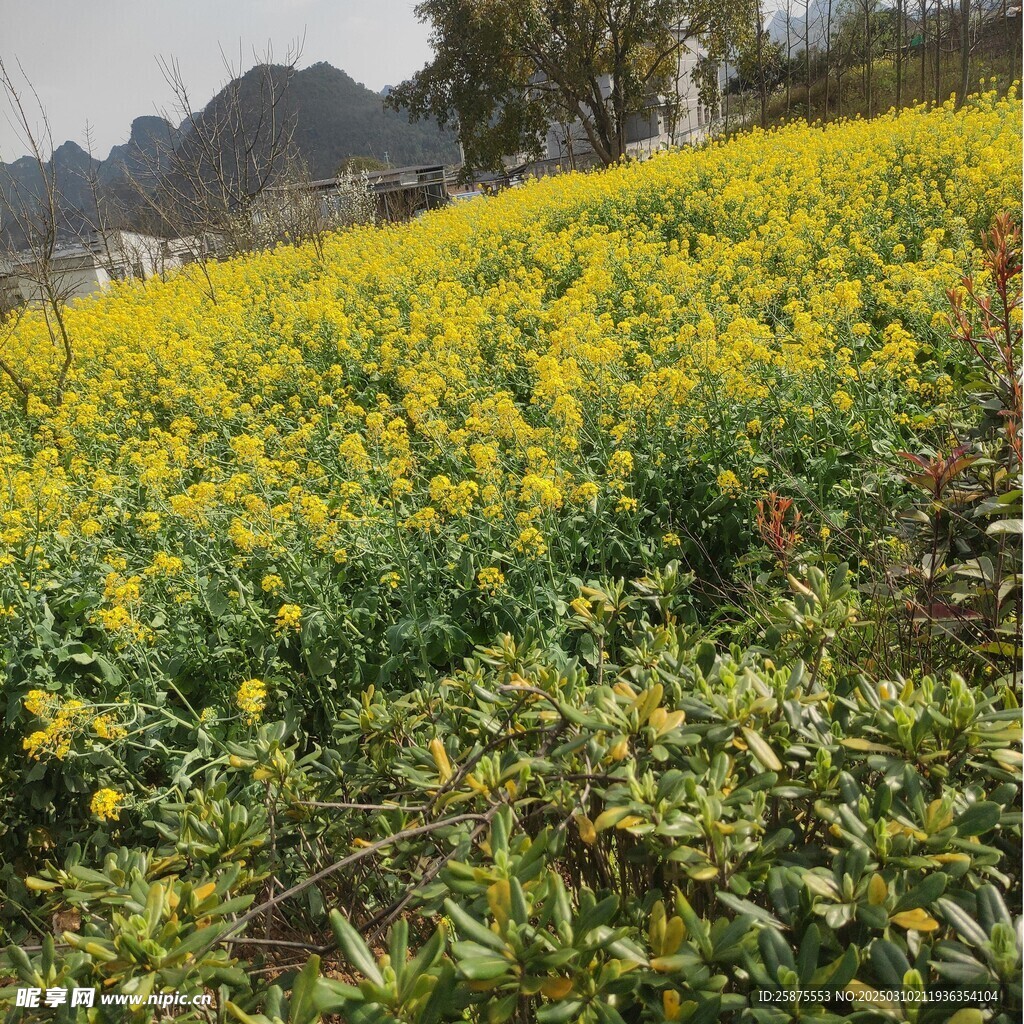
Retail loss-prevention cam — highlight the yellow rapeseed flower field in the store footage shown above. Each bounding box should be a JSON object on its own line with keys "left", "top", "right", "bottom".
{"left": 1, "top": 94, "right": 1022, "bottom": 1021}
{"left": 0, "top": 93, "right": 1020, "bottom": 732}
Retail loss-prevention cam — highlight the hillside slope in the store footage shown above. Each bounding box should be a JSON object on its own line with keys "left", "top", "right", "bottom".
{"left": 0, "top": 93, "right": 1020, "bottom": 1016}
{"left": 0, "top": 92, "right": 1019, "bottom": 694}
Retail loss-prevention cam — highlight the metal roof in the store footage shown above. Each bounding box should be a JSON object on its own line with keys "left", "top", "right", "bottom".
{"left": 261, "top": 164, "right": 454, "bottom": 196}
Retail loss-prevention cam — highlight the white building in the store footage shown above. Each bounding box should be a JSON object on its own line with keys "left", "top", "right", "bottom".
{"left": 0, "top": 230, "right": 197, "bottom": 307}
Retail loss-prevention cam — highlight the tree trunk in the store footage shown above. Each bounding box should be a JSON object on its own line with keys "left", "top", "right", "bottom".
{"left": 934, "top": 0, "right": 942, "bottom": 103}
{"left": 725, "top": 51, "right": 732, "bottom": 132}
{"left": 756, "top": 3, "right": 768, "bottom": 128}
{"left": 920, "top": 0, "right": 928, "bottom": 100}
{"left": 863, "top": 0, "right": 870, "bottom": 116}
{"left": 896, "top": 0, "right": 903, "bottom": 109}
{"left": 805, "top": 0, "right": 812, "bottom": 117}
{"left": 786, "top": 0, "right": 793, "bottom": 115}
{"left": 1011, "top": 0, "right": 1021, "bottom": 82}
{"left": 956, "top": 0, "right": 970, "bottom": 109}
{"left": 824, "top": 0, "right": 833, "bottom": 116}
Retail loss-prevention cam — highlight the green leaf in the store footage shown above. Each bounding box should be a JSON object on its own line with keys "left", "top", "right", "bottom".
{"left": 713, "top": 914, "right": 756, "bottom": 956}
{"left": 758, "top": 927, "right": 795, "bottom": 982}
{"left": 330, "top": 911, "right": 384, "bottom": 986}
{"left": 893, "top": 872, "right": 947, "bottom": 913}
{"left": 870, "top": 940, "right": 911, "bottom": 988}
{"left": 288, "top": 955, "right": 322, "bottom": 1024}
{"left": 976, "top": 885, "right": 1012, "bottom": 934}
{"left": 986, "top": 518, "right": 1023, "bottom": 535}
{"left": 593, "top": 1002, "right": 629, "bottom": 1024}
{"left": 417, "top": 961, "right": 457, "bottom": 1024}
{"left": 946, "top": 1012, "right": 985, "bottom": 1024}
{"left": 225, "top": 1003, "right": 266, "bottom": 1024}
{"left": 856, "top": 903, "right": 890, "bottom": 930}
{"left": 741, "top": 728, "right": 784, "bottom": 771}
{"left": 457, "top": 955, "right": 513, "bottom": 981}
{"left": 675, "top": 891, "right": 711, "bottom": 957}
{"left": 402, "top": 924, "right": 447, "bottom": 998}
{"left": 650, "top": 951, "right": 704, "bottom": 972}
{"left": 696, "top": 641, "right": 717, "bottom": 678}
{"left": 536, "top": 1000, "right": 586, "bottom": 1024}
{"left": 314, "top": 978, "right": 363, "bottom": 1011}
{"left": 817, "top": 944, "right": 858, "bottom": 989}
{"left": 935, "top": 899, "right": 989, "bottom": 947}
{"left": 954, "top": 802, "right": 1000, "bottom": 837}
{"left": 797, "top": 923, "right": 820, "bottom": 985}
{"left": 443, "top": 900, "right": 507, "bottom": 952}
{"left": 717, "top": 893, "right": 784, "bottom": 928}
{"left": 575, "top": 894, "right": 619, "bottom": 935}
{"left": 687, "top": 999, "right": 724, "bottom": 1024}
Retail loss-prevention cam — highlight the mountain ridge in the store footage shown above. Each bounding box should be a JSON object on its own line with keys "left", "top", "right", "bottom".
{"left": 1, "top": 61, "right": 457, "bottom": 245}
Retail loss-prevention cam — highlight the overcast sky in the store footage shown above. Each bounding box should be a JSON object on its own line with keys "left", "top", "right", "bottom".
{"left": 0, "top": 0, "right": 433, "bottom": 160}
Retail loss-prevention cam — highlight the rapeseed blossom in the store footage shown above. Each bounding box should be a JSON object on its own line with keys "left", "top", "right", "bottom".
{"left": 22, "top": 697, "right": 89, "bottom": 760}
{"left": 275, "top": 604, "right": 302, "bottom": 632}
{"left": 717, "top": 470, "right": 743, "bottom": 498}
{"left": 90, "top": 788, "right": 124, "bottom": 821}
{"left": 477, "top": 567, "right": 506, "bottom": 594}
{"left": 236, "top": 678, "right": 268, "bottom": 724}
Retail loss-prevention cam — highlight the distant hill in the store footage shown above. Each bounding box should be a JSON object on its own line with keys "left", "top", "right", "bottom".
{"left": 285, "top": 63, "right": 458, "bottom": 174}
{"left": 174, "top": 62, "right": 458, "bottom": 179}
{"left": 0, "top": 61, "right": 459, "bottom": 245}
{"left": 99, "top": 115, "right": 177, "bottom": 187}
{"left": 0, "top": 140, "right": 99, "bottom": 247}
{"left": 764, "top": 0, "right": 834, "bottom": 53}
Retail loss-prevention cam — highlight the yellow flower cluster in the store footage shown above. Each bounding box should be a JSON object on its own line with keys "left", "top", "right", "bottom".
{"left": 514, "top": 527, "right": 548, "bottom": 559}
{"left": 90, "top": 788, "right": 124, "bottom": 821}
{"left": 261, "top": 573, "right": 284, "bottom": 593}
{"left": 22, "top": 695, "right": 89, "bottom": 760}
{"left": 22, "top": 692, "right": 129, "bottom": 759}
{"left": 235, "top": 678, "right": 268, "bottom": 724}
{"left": 23, "top": 689, "right": 57, "bottom": 719}
{"left": 275, "top": 603, "right": 302, "bottom": 632}
{"left": 477, "top": 567, "right": 506, "bottom": 595}
{"left": 717, "top": 470, "right": 743, "bottom": 499}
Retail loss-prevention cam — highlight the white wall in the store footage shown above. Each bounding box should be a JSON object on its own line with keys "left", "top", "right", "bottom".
{"left": 0, "top": 232, "right": 189, "bottom": 308}
{"left": 5, "top": 261, "right": 108, "bottom": 305}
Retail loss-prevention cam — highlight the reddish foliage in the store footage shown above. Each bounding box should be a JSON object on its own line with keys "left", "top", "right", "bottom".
{"left": 756, "top": 492, "right": 802, "bottom": 563}
{"left": 897, "top": 446, "right": 978, "bottom": 498}
{"left": 946, "top": 212, "right": 1023, "bottom": 468}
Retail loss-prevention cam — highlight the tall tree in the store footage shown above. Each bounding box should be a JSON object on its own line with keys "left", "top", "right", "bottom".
{"left": 389, "top": 0, "right": 732, "bottom": 172}
{"left": 920, "top": 0, "right": 928, "bottom": 100}
{"left": 754, "top": 0, "right": 769, "bottom": 127}
{"left": 784, "top": 0, "right": 794, "bottom": 116}
{"left": 805, "top": 0, "right": 813, "bottom": 116}
{"left": 122, "top": 43, "right": 304, "bottom": 300}
{"left": 0, "top": 58, "right": 77, "bottom": 408}
{"left": 862, "top": 0, "right": 874, "bottom": 117}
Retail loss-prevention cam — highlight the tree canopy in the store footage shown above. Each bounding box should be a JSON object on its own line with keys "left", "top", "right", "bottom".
{"left": 388, "top": 0, "right": 732, "bottom": 172}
